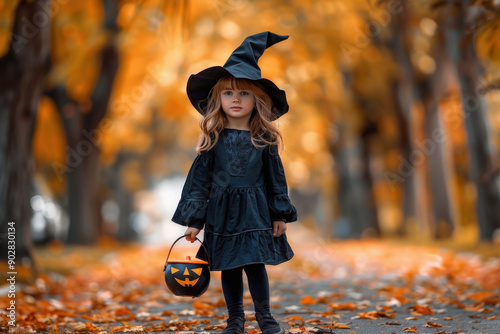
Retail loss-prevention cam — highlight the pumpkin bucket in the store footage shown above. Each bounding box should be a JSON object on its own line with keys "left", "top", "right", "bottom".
{"left": 163, "top": 234, "right": 210, "bottom": 298}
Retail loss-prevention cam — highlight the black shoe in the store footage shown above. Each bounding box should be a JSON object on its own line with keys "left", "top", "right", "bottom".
{"left": 255, "top": 313, "right": 284, "bottom": 334}
{"left": 223, "top": 315, "right": 246, "bottom": 334}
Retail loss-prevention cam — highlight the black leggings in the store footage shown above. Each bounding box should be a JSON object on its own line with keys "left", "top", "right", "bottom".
{"left": 221, "top": 264, "right": 270, "bottom": 317}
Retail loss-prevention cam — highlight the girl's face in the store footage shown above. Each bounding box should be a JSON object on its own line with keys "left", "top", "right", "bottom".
{"left": 220, "top": 89, "right": 255, "bottom": 125}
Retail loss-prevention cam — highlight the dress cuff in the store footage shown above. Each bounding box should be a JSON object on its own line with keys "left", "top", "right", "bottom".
{"left": 269, "top": 194, "right": 298, "bottom": 223}
{"left": 188, "top": 220, "right": 205, "bottom": 230}
{"left": 171, "top": 199, "right": 207, "bottom": 228}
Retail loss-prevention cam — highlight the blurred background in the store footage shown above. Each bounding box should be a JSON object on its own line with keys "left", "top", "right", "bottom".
{"left": 1, "top": 0, "right": 500, "bottom": 271}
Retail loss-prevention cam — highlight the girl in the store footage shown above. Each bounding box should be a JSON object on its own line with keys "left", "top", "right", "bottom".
{"left": 172, "top": 32, "right": 297, "bottom": 334}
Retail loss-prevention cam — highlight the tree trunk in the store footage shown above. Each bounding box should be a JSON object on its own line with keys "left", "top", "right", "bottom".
{"left": 416, "top": 27, "right": 456, "bottom": 238}
{"left": 457, "top": 44, "right": 500, "bottom": 239}
{"left": 445, "top": 1, "right": 500, "bottom": 240}
{"left": 66, "top": 134, "right": 101, "bottom": 244}
{"left": 0, "top": 0, "right": 51, "bottom": 275}
{"left": 46, "top": 1, "right": 119, "bottom": 244}
{"left": 109, "top": 153, "right": 139, "bottom": 242}
{"left": 360, "top": 122, "right": 381, "bottom": 237}
{"left": 47, "top": 43, "right": 119, "bottom": 244}
{"left": 420, "top": 84, "right": 455, "bottom": 238}
{"left": 387, "top": 0, "right": 420, "bottom": 235}
{"left": 332, "top": 126, "right": 377, "bottom": 238}
{"left": 331, "top": 66, "right": 381, "bottom": 238}
{"left": 386, "top": 1, "right": 455, "bottom": 238}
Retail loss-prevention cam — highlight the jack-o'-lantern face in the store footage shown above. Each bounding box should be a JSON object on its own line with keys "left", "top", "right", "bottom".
{"left": 165, "top": 258, "right": 210, "bottom": 297}
{"left": 170, "top": 265, "right": 203, "bottom": 287}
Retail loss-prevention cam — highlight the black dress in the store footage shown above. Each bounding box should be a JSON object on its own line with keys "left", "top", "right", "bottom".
{"left": 172, "top": 128, "right": 297, "bottom": 271}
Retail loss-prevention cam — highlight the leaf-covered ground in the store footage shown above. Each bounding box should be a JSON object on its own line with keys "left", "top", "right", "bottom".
{"left": 1, "top": 228, "right": 500, "bottom": 333}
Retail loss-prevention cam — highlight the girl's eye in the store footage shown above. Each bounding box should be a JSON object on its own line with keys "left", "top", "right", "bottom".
{"left": 241, "top": 91, "right": 250, "bottom": 96}
{"left": 223, "top": 91, "right": 233, "bottom": 96}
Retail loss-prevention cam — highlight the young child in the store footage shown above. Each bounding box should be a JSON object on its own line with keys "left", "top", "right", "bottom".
{"left": 172, "top": 32, "right": 297, "bottom": 334}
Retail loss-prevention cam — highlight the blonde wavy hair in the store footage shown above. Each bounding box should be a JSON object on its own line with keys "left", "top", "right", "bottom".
{"left": 196, "top": 76, "right": 283, "bottom": 154}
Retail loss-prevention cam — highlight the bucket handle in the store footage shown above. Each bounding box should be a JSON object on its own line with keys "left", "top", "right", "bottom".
{"left": 163, "top": 234, "right": 210, "bottom": 272}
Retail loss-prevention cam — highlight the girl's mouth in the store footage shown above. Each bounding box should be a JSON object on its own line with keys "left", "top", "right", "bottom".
{"left": 231, "top": 107, "right": 242, "bottom": 111}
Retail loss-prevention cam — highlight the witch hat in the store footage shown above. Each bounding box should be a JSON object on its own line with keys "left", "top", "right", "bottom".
{"left": 186, "top": 32, "right": 289, "bottom": 119}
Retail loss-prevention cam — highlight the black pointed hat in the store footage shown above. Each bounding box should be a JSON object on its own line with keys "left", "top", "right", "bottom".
{"left": 186, "top": 32, "right": 289, "bottom": 119}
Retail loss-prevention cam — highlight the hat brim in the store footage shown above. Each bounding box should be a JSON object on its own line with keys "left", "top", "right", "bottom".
{"left": 186, "top": 66, "right": 289, "bottom": 119}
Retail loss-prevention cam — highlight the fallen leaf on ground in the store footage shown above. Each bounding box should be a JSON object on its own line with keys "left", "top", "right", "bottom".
{"left": 411, "top": 304, "right": 436, "bottom": 315}
{"left": 425, "top": 320, "right": 442, "bottom": 327}
{"left": 192, "top": 300, "right": 214, "bottom": 310}
{"left": 301, "top": 295, "right": 316, "bottom": 305}
{"left": 355, "top": 311, "right": 395, "bottom": 319}
{"left": 379, "top": 321, "right": 401, "bottom": 326}
{"left": 283, "top": 315, "right": 305, "bottom": 326}
{"left": 329, "top": 302, "right": 357, "bottom": 310}
{"left": 305, "top": 318, "right": 323, "bottom": 325}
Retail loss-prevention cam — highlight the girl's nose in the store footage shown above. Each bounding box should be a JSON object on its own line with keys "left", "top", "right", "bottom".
{"left": 233, "top": 94, "right": 241, "bottom": 102}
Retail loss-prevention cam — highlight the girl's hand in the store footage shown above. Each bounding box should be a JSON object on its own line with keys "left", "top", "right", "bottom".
{"left": 272, "top": 220, "right": 287, "bottom": 237}
{"left": 185, "top": 227, "right": 201, "bottom": 243}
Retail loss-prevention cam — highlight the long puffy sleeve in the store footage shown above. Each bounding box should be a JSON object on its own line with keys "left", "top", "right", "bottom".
{"left": 172, "top": 150, "right": 214, "bottom": 229}
{"left": 263, "top": 144, "right": 297, "bottom": 223}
